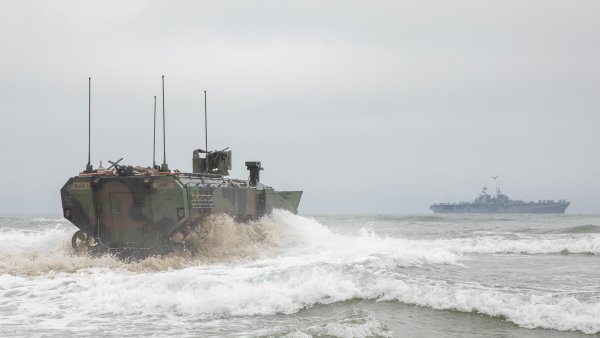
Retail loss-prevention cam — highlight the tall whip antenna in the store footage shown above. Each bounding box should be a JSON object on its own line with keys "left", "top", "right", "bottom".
{"left": 161, "top": 75, "right": 169, "bottom": 171}
{"left": 153, "top": 95, "right": 157, "bottom": 168}
{"left": 85, "top": 77, "right": 93, "bottom": 172}
{"left": 204, "top": 90, "right": 208, "bottom": 173}
{"left": 205, "top": 91, "right": 209, "bottom": 144}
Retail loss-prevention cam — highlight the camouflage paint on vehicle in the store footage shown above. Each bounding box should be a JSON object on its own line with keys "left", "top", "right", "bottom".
{"left": 61, "top": 150, "right": 302, "bottom": 258}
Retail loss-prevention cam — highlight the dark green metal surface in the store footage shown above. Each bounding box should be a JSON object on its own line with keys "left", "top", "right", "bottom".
{"left": 61, "top": 149, "right": 302, "bottom": 258}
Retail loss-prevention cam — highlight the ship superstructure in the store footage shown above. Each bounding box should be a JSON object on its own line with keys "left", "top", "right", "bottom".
{"left": 430, "top": 186, "right": 570, "bottom": 214}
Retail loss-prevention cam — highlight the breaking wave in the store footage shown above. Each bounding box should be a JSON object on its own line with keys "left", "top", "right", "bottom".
{"left": 1, "top": 211, "right": 599, "bottom": 334}
{"left": 426, "top": 235, "right": 600, "bottom": 255}
{"left": 1, "top": 211, "right": 599, "bottom": 277}
{"left": 563, "top": 224, "right": 600, "bottom": 234}
{"left": 0, "top": 211, "right": 463, "bottom": 276}
{"left": 2, "top": 249, "right": 597, "bottom": 334}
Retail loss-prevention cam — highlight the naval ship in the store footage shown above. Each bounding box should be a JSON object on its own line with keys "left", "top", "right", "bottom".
{"left": 430, "top": 186, "right": 570, "bottom": 214}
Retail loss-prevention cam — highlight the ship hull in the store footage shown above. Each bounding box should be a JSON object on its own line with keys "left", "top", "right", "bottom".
{"left": 430, "top": 202, "right": 569, "bottom": 214}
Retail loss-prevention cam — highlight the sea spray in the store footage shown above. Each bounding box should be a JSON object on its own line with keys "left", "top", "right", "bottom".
{"left": 1, "top": 213, "right": 599, "bottom": 335}
{"left": 0, "top": 211, "right": 336, "bottom": 275}
{"left": 2, "top": 211, "right": 598, "bottom": 276}
{"left": 194, "top": 213, "right": 281, "bottom": 261}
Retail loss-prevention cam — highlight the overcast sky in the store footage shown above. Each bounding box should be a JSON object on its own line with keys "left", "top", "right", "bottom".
{"left": 1, "top": 0, "right": 599, "bottom": 214}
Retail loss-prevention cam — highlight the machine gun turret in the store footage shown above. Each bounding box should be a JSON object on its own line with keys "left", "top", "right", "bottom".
{"left": 192, "top": 147, "right": 232, "bottom": 176}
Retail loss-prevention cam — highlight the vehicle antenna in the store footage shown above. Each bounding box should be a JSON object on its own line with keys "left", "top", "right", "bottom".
{"left": 153, "top": 95, "right": 157, "bottom": 168}
{"left": 85, "top": 77, "right": 93, "bottom": 173}
{"left": 204, "top": 90, "right": 208, "bottom": 173}
{"left": 161, "top": 75, "right": 169, "bottom": 171}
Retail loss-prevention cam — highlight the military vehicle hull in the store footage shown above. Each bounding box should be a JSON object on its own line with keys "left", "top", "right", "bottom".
{"left": 61, "top": 173, "right": 302, "bottom": 257}
{"left": 62, "top": 78, "right": 302, "bottom": 258}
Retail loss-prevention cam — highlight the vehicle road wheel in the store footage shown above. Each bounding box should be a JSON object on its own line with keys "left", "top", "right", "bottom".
{"left": 71, "top": 230, "right": 90, "bottom": 254}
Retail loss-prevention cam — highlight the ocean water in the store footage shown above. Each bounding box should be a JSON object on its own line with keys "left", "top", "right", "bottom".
{"left": 0, "top": 211, "right": 598, "bottom": 337}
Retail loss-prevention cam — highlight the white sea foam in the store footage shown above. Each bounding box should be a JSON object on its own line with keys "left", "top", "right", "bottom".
{"left": 429, "top": 235, "right": 600, "bottom": 255}
{"left": 1, "top": 210, "right": 597, "bottom": 277}
{"left": 0, "top": 224, "right": 71, "bottom": 254}
{"left": 0, "top": 210, "right": 462, "bottom": 276}
{"left": 319, "top": 312, "right": 391, "bottom": 338}
{"left": 3, "top": 252, "right": 597, "bottom": 334}
{"left": 1, "top": 211, "right": 599, "bottom": 335}
{"left": 267, "top": 210, "right": 600, "bottom": 258}
{"left": 261, "top": 210, "right": 463, "bottom": 267}
{"left": 376, "top": 278, "right": 600, "bottom": 335}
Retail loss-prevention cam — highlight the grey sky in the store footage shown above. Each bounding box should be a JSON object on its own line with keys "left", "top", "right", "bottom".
{"left": 1, "top": 0, "right": 599, "bottom": 214}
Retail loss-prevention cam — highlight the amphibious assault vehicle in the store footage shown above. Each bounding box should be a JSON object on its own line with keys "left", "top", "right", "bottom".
{"left": 60, "top": 77, "right": 302, "bottom": 258}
